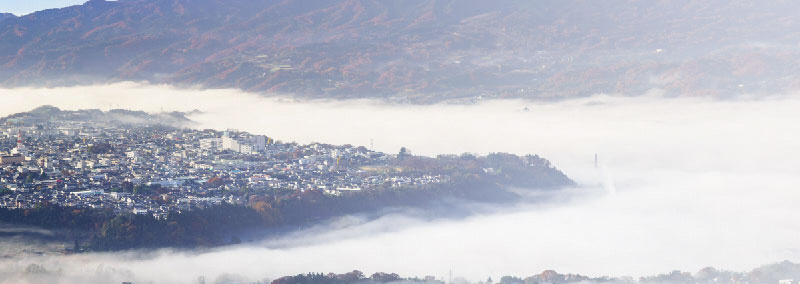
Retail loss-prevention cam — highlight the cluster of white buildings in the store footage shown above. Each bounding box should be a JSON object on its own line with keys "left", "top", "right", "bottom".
{"left": 0, "top": 107, "right": 457, "bottom": 220}
{"left": 200, "top": 131, "right": 270, "bottom": 154}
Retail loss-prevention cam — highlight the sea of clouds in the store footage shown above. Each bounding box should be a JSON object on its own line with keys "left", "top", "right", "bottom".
{"left": 0, "top": 82, "right": 798, "bottom": 283}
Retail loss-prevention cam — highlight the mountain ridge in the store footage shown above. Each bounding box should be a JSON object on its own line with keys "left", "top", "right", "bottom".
{"left": 2, "top": 0, "right": 800, "bottom": 102}
{"left": 0, "top": 13, "right": 14, "bottom": 21}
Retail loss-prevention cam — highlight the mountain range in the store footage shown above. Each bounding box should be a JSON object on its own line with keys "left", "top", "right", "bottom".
{"left": 2, "top": 0, "right": 800, "bottom": 102}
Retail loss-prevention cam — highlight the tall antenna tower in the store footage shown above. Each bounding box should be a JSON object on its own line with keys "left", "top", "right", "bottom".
{"left": 370, "top": 139, "right": 374, "bottom": 150}
{"left": 449, "top": 269, "right": 452, "bottom": 284}
{"left": 594, "top": 154, "right": 598, "bottom": 168}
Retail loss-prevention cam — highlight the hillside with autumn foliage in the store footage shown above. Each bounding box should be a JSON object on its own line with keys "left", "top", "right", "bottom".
{"left": 3, "top": 0, "right": 800, "bottom": 102}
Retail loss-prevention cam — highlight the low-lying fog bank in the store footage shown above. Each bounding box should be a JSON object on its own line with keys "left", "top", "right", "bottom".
{"left": 0, "top": 83, "right": 798, "bottom": 283}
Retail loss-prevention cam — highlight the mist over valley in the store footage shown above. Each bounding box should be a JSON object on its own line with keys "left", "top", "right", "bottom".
{"left": 1, "top": 1, "right": 799, "bottom": 283}
{"left": 0, "top": 84, "right": 797, "bottom": 283}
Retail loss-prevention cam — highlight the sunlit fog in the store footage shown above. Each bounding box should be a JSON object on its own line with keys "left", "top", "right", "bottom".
{"left": 0, "top": 83, "right": 797, "bottom": 283}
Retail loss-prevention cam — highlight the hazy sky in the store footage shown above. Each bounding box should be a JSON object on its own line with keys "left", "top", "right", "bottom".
{"left": 0, "top": 83, "right": 798, "bottom": 284}
{"left": 0, "top": 0, "right": 85, "bottom": 16}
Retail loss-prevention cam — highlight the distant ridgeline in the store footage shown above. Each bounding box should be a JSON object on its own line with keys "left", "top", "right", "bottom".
{"left": 266, "top": 261, "right": 800, "bottom": 284}
{"left": 0, "top": 106, "right": 572, "bottom": 251}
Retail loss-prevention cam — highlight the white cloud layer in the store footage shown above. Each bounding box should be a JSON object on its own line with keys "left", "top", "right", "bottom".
{"left": 0, "top": 82, "right": 798, "bottom": 283}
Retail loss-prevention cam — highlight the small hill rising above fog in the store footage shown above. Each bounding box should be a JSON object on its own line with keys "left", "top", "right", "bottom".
{"left": 2, "top": 0, "right": 800, "bottom": 102}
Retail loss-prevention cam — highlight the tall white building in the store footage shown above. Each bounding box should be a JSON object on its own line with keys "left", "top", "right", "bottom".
{"left": 221, "top": 135, "right": 240, "bottom": 152}
{"left": 250, "top": 135, "right": 267, "bottom": 151}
